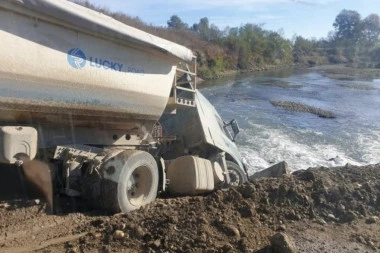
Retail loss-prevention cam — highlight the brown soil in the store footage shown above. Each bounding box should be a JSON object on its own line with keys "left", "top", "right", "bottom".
{"left": 0, "top": 163, "right": 379, "bottom": 253}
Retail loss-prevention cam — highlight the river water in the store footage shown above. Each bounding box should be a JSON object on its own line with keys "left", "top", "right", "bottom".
{"left": 200, "top": 68, "right": 380, "bottom": 173}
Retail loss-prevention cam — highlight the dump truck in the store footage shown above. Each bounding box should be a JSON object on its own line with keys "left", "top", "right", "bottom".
{"left": 0, "top": 0, "right": 248, "bottom": 213}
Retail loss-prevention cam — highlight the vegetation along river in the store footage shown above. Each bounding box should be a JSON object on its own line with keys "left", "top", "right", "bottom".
{"left": 201, "top": 68, "right": 380, "bottom": 173}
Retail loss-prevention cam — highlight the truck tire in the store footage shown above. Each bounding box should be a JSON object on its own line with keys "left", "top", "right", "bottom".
{"left": 226, "top": 160, "right": 247, "bottom": 186}
{"left": 100, "top": 150, "right": 159, "bottom": 213}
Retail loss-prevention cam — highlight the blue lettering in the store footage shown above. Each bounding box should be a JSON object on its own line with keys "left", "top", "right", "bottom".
{"left": 110, "top": 62, "right": 118, "bottom": 70}
{"left": 89, "top": 57, "right": 96, "bottom": 67}
{"left": 90, "top": 58, "right": 101, "bottom": 68}
{"left": 116, "top": 63, "right": 123, "bottom": 71}
{"left": 88, "top": 56, "right": 123, "bottom": 72}
{"left": 127, "top": 66, "right": 144, "bottom": 74}
{"left": 103, "top": 60, "right": 110, "bottom": 70}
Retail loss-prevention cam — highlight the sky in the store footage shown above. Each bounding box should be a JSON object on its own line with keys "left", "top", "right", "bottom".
{"left": 89, "top": 0, "right": 380, "bottom": 39}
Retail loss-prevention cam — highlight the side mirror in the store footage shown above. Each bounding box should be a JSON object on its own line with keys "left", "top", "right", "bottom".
{"left": 230, "top": 119, "right": 240, "bottom": 141}
{"left": 224, "top": 119, "right": 240, "bottom": 142}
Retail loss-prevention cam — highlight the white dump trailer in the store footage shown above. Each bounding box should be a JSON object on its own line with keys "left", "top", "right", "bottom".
{"left": 0, "top": 0, "right": 248, "bottom": 213}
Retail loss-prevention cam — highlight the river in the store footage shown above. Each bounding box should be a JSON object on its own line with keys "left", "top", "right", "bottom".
{"left": 200, "top": 68, "right": 380, "bottom": 173}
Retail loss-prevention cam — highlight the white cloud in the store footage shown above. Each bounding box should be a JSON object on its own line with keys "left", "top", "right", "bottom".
{"left": 209, "top": 14, "right": 284, "bottom": 28}
{"left": 131, "top": 0, "right": 338, "bottom": 9}
{"left": 93, "top": 0, "right": 339, "bottom": 13}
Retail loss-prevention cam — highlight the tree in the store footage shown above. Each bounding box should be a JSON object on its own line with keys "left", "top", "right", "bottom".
{"left": 263, "top": 31, "right": 292, "bottom": 63}
{"left": 333, "top": 10, "right": 362, "bottom": 44}
{"left": 362, "top": 14, "right": 380, "bottom": 46}
{"left": 198, "top": 17, "right": 210, "bottom": 40}
{"left": 167, "top": 15, "right": 188, "bottom": 30}
{"left": 293, "top": 36, "right": 313, "bottom": 54}
{"left": 209, "top": 24, "right": 222, "bottom": 42}
{"left": 224, "top": 27, "right": 240, "bottom": 52}
{"left": 191, "top": 23, "right": 199, "bottom": 33}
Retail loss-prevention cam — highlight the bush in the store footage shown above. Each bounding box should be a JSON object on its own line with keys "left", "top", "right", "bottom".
{"left": 328, "top": 55, "right": 347, "bottom": 64}
{"left": 370, "top": 47, "right": 380, "bottom": 61}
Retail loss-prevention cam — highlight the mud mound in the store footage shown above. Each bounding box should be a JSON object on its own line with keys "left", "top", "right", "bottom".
{"left": 260, "top": 80, "right": 305, "bottom": 89}
{"left": 270, "top": 100, "right": 336, "bottom": 118}
{"left": 337, "top": 83, "right": 377, "bottom": 90}
{"left": 70, "top": 164, "right": 380, "bottom": 252}
{"left": 0, "top": 164, "right": 379, "bottom": 252}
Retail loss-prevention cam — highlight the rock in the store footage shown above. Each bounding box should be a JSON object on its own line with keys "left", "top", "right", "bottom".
{"left": 134, "top": 226, "right": 146, "bottom": 239}
{"left": 326, "top": 214, "right": 338, "bottom": 221}
{"left": 308, "top": 206, "right": 316, "bottom": 218}
{"left": 270, "top": 232, "right": 298, "bottom": 253}
{"left": 238, "top": 184, "right": 256, "bottom": 198}
{"left": 285, "top": 209, "right": 301, "bottom": 221}
{"left": 340, "top": 211, "right": 357, "bottom": 223}
{"left": 238, "top": 205, "right": 255, "bottom": 218}
{"left": 34, "top": 199, "right": 40, "bottom": 205}
{"left": 277, "top": 225, "right": 286, "bottom": 231}
{"left": 170, "top": 215, "right": 179, "bottom": 224}
{"left": 362, "top": 182, "right": 373, "bottom": 193}
{"left": 356, "top": 235, "right": 366, "bottom": 244}
{"left": 221, "top": 243, "right": 234, "bottom": 251}
{"left": 197, "top": 216, "right": 208, "bottom": 224}
{"left": 151, "top": 239, "right": 161, "bottom": 248}
{"left": 113, "top": 230, "right": 125, "bottom": 240}
{"left": 224, "top": 225, "right": 240, "bottom": 238}
{"left": 155, "top": 202, "right": 167, "bottom": 208}
{"left": 105, "top": 225, "right": 113, "bottom": 234}
{"left": 315, "top": 218, "right": 327, "bottom": 225}
{"left": 67, "top": 248, "right": 78, "bottom": 253}
{"left": 293, "top": 170, "right": 316, "bottom": 181}
{"left": 336, "top": 204, "right": 345, "bottom": 212}
{"left": 102, "top": 245, "right": 111, "bottom": 253}
{"left": 367, "top": 240, "right": 377, "bottom": 250}
{"left": 365, "top": 216, "right": 378, "bottom": 224}
{"left": 195, "top": 232, "right": 207, "bottom": 243}
{"left": 0, "top": 203, "right": 10, "bottom": 208}
{"left": 249, "top": 161, "right": 290, "bottom": 180}
{"left": 93, "top": 233, "right": 102, "bottom": 238}
{"left": 117, "top": 223, "right": 126, "bottom": 230}
{"left": 357, "top": 204, "right": 367, "bottom": 216}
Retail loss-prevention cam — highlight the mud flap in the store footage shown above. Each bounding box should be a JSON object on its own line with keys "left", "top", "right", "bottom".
{"left": 19, "top": 156, "right": 53, "bottom": 213}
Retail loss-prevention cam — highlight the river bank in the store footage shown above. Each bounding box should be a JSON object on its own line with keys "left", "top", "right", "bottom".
{"left": 310, "top": 64, "right": 380, "bottom": 81}
{"left": 199, "top": 64, "right": 297, "bottom": 81}
{"left": 199, "top": 63, "right": 380, "bottom": 83}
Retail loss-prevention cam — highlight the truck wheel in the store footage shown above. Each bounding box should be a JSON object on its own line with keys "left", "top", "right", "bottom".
{"left": 226, "top": 161, "right": 247, "bottom": 186}
{"left": 100, "top": 150, "right": 159, "bottom": 213}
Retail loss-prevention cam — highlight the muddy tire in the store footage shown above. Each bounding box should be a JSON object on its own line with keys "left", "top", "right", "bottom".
{"left": 100, "top": 150, "right": 159, "bottom": 213}
{"left": 226, "top": 161, "right": 247, "bottom": 186}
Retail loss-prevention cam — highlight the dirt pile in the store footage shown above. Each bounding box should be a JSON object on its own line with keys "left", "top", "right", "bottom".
{"left": 0, "top": 164, "right": 379, "bottom": 252}
{"left": 270, "top": 101, "right": 336, "bottom": 118}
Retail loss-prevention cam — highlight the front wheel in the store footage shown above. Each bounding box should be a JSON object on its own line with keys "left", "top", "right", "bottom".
{"left": 226, "top": 160, "right": 247, "bottom": 186}
{"left": 100, "top": 150, "right": 159, "bottom": 213}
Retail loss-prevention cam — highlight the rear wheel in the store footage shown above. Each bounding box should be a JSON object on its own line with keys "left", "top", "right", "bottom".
{"left": 100, "top": 150, "right": 159, "bottom": 213}
{"left": 226, "top": 161, "right": 247, "bottom": 186}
